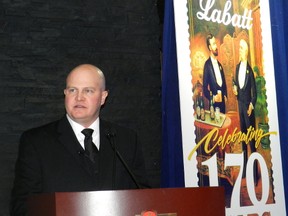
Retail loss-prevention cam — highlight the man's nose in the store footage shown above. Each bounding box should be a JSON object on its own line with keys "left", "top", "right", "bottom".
{"left": 76, "top": 91, "right": 85, "bottom": 100}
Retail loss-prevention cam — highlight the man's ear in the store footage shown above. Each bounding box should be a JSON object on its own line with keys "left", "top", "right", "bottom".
{"left": 101, "top": 90, "right": 109, "bottom": 105}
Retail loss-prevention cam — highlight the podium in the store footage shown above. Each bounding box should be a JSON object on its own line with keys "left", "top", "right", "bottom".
{"left": 28, "top": 187, "right": 225, "bottom": 216}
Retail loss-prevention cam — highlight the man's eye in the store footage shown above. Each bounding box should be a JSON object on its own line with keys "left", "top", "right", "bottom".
{"left": 66, "top": 88, "right": 77, "bottom": 94}
{"left": 69, "top": 88, "right": 76, "bottom": 93}
{"left": 85, "top": 89, "right": 94, "bottom": 94}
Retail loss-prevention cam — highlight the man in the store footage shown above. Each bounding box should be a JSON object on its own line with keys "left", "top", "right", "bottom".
{"left": 10, "top": 64, "right": 148, "bottom": 215}
{"left": 232, "top": 39, "right": 258, "bottom": 181}
{"left": 203, "top": 34, "right": 227, "bottom": 113}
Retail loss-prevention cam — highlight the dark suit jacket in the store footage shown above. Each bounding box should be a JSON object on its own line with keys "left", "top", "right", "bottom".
{"left": 235, "top": 61, "right": 257, "bottom": 130}
{"left": 203, "top": 57, "right": 227, "bottom": 113}
{"left": 10, "top": 116, "right": 148, "bottom": 215}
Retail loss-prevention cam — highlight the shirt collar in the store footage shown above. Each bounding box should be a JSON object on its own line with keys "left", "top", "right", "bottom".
{"left": 66, "top": 114, "right": 100, "bottom": 149}
{"left": 210, "top": 56, "right": 218, "bottom": 64}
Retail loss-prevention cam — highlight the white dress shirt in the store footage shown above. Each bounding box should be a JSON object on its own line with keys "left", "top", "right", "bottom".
{"left": 66, "top": 114, "right": 100, "bottom": 150}
{"left": 211, "top": 56, "right": 223, "bottom": 87}
{"left": 238, "top": 61, "right": 247, "bottom": 89}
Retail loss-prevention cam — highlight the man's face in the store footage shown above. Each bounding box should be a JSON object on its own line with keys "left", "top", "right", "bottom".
{"left": 209, "top": 37, "right": 218, "bottom": 57}
{"left": 239, "top": 40, "right": 248, "bottom": 62}
{"left": 64, "top": 65, "right": 108, "bottom": 127}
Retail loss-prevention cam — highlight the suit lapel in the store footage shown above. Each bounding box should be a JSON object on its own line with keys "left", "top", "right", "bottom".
{"left": 209, "top": 58, "right": 223, "bottom": 87}
{"left": 237, "top": 62, "right": 249, "bottom": 90}
{"left": 236, "top": 64, "right": 240, "bottom": 86}
{"left": 98, "top": 119, "right": 115, "bottom": 188}
{"left": 243, "top": 65, "right": 249, "bottom": 89}
{"left": 57, "top": 116, "right": 92, "bottom": 175}
{"left": 209, "top": 58, "right": 217, "bottom": 84}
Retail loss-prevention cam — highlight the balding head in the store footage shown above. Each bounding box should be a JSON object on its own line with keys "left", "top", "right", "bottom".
{"left": 66, "top": 64, "right": 106, "bottom": 90}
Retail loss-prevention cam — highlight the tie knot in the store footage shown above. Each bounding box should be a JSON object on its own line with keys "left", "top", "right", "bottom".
{"left": 81, "top": 128, "right": 94, "bottom": 137}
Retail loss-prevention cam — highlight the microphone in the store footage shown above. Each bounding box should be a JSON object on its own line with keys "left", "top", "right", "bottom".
{"left": 77, "top": 149, "right": 85, "bottom": 155}
{"left": 107, "top": 131, "right": 117, "bottom": 190}
{"left": 106, "top": 132, "right": 116, "bottom": 139}
{"left": 106, "top": 129, "right": 142, "bottom": 189}
{"left": 78, "top": 149, "right": 91, "bottom": 160}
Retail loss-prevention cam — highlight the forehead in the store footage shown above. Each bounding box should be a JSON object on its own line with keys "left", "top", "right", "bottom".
{"left": 66, "top": 66, "right": 103, "bottom": 87}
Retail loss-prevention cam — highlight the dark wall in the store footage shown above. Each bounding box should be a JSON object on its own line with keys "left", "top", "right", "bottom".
{"left": 0, "top": 0, "right": 162, "bottom": 214}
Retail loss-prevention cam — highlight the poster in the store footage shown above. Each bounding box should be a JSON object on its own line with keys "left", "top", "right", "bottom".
{"left": 173, "top": 0, "right": 286, "bottom": 215}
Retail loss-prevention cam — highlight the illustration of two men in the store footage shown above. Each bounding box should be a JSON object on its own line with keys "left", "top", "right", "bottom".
{"left": 202, "top": 34, "right": 258, "bottom": 181}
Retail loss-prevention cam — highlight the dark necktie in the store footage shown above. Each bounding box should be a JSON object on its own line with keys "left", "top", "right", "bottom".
{"left": 81, "top": 128, "right": 98, "bottom": 163}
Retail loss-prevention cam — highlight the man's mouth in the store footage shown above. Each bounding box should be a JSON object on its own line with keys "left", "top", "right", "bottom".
{"left": 74, "top": 105, "right": 86, "bottom": 108}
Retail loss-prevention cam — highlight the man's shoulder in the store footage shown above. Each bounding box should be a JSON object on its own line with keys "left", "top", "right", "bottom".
{"left": 22, "top": 117, "right": 64, "bottom": 137}
{"left": 204, "top": 57, "right": 212, "bottom": 66}
{"left": 247, "top": 62, "right": 253, "bottom": 71}
{"left": 100, "top": 119, "right": 136, "bottom": 136}
{"left": 217, "top": 59, "right": 223, "bottom": 67}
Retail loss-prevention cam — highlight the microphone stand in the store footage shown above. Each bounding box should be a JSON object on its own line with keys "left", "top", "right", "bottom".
{"left": 106, "top": 133, "right": 142, "bottom": 189}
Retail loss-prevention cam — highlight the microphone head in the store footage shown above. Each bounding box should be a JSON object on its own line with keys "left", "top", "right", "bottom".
{"left": 106, "top": 129, "right": 116, "bottom": 138}
{"left": 77, "top": 149, "right": 85, "bottom": 155}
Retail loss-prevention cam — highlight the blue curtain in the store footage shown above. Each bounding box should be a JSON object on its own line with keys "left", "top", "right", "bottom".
{"left": 161, "top": 0, "right": 185, "bottom": 187}
{"left": 270, "top": 0, "right": 288, "bottom": 210}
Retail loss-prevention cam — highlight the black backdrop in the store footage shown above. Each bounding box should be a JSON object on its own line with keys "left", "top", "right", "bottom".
{"left": 0, "top": 1, "right": 162, "bottom": 214}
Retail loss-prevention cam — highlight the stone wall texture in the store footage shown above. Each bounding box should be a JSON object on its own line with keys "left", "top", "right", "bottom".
{"left": 0, "top": 0, "right": 162, "bottom": 214}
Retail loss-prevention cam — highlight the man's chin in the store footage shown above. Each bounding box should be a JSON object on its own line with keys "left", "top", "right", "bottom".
{"left": 70, "top": 114, "right": 88, "bottom": 122}
{"left": 70, "top": 114, "right": 98, "bottom": 126}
